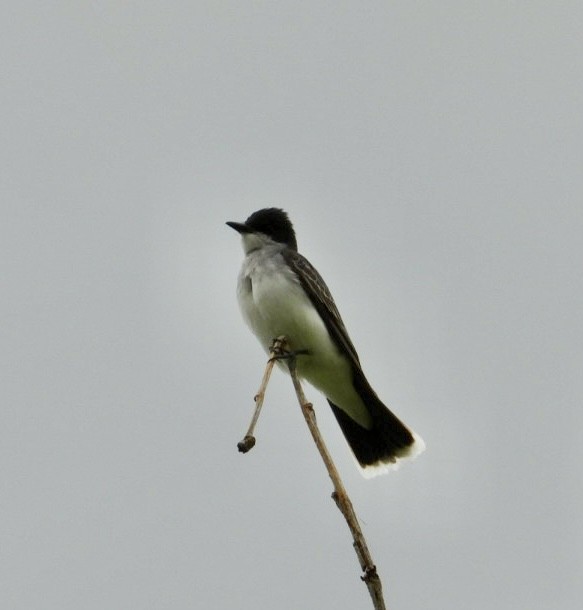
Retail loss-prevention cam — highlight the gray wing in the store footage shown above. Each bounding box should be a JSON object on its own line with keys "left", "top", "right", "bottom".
{"left": 283, "top": 249, "right": 362, "bottom": 368}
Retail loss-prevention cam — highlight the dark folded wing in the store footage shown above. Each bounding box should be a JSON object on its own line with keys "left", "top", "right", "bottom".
{"left": 282, "top": 249, "right": 361, "bottom": 368}
{"left": 284, "top": 249, "right": 418, "bottom": 466}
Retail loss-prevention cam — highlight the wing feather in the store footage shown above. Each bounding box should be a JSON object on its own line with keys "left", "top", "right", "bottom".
{"left": 282, "top": 249, "right": 362, "bottom": 368}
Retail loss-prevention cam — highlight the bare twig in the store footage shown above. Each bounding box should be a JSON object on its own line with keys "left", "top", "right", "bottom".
{"left": 237, "top": 336, "right": 286, "bottom": 453}
{"left": 237, "top": 336, "right": 388, "bottom": 609}
{"left": 286, "top": 350, "right": 387, "bottom": 610}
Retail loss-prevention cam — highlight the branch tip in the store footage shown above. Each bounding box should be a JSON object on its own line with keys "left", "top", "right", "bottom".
{"left": 237, "top": 435, "right": 256, "bottom": 453}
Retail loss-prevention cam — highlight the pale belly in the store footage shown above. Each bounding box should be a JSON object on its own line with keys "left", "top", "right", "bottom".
{"left": 237, "top": 262, "right": 372, "bottom": 428}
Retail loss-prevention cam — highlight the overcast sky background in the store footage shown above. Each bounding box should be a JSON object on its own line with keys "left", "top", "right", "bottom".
{"left": 2, "top": 3, "right": 582, "bottom": 609}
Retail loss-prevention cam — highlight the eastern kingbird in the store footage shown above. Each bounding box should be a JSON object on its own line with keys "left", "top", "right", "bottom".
{"left": 227, "top": 208, "right": 425, "bottom": 477}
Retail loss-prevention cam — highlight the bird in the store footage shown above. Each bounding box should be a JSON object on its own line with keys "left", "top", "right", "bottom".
{"left": 227, "top": 208, "right": 424, "bottom": 477}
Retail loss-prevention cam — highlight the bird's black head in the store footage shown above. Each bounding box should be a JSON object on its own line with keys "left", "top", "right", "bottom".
{"left": 227, "top": 208, "right": 298, "bottom": 251}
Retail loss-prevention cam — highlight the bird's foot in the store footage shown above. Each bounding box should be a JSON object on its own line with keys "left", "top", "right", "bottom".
{"left": 269, "top": 347, "right": 310, "bottom": 362}
{"left": 268, "top": 338, "right": 310, "bottom": 362}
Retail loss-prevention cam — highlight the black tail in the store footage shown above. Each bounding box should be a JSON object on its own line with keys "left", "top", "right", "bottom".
{"left": 328, "top": 371, "right": 423, "bottom": 472}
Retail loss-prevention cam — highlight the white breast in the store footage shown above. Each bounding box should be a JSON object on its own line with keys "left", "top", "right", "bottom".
{"left": 236, "top": 246, "right": 371, "bottom": 428}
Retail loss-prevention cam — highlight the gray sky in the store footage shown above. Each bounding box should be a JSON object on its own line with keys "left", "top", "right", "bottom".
{"left": 2, "top": 2, "right": 582, "bottom": 609}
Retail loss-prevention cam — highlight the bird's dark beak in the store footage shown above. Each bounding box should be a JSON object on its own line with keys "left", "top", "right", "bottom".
{"left": 226, "top": 221, "right": 251, "bottom": 234}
